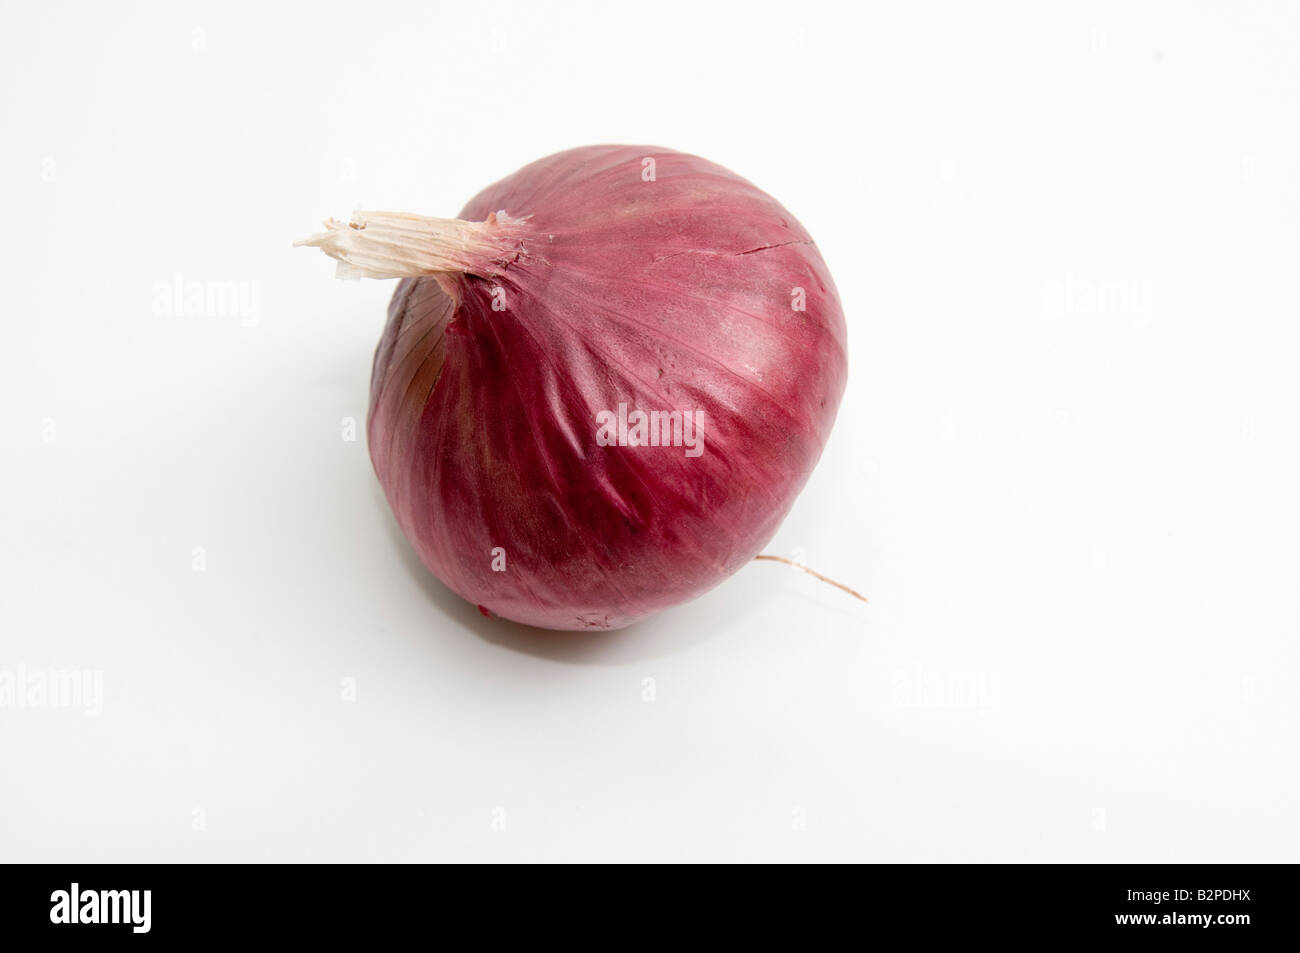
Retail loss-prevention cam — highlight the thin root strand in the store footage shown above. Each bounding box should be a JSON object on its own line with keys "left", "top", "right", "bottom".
{"left": 754, "top": 555, "right": 868, "bottom": 603}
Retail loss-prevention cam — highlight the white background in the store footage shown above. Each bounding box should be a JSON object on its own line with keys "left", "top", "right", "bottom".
{"left": 2, "top": 0, "right": 1297, "bottom": 862}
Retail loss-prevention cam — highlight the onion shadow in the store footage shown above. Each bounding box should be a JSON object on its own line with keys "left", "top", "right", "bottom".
{"left": 372, "top": 482, "right": 749, "bottom": 665}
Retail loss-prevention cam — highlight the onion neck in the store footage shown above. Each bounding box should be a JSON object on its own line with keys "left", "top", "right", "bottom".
{"left": 295, "top": 210, "right": 529, "bottom": 280}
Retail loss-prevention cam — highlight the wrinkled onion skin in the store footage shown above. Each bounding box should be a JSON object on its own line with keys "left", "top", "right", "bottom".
{"left": 368, "top": 146, "right": 847, "bottom": 630}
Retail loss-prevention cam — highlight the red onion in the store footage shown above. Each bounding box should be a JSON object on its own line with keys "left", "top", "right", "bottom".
{"left": 299, "top": 145, "right": 847, "bottom": 630}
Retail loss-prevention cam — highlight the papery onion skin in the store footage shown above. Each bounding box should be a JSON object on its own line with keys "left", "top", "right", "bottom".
{"left": 363, "top": 145, "right": 847, "bottom": 630}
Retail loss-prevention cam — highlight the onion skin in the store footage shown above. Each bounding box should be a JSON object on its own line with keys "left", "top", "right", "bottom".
{"left": 363, "top": 145, "right": 847, "bottom": 630}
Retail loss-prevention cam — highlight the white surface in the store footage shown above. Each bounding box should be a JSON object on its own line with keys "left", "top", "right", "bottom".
{"left": 2, "top": 0, "right": 1298, "bottom": 862}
